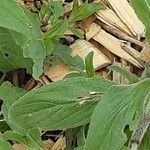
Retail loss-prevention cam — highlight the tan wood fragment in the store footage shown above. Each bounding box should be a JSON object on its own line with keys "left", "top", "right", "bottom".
{"left": 43, "top": 139, "right": 54, "bottom": 150}
{"left": 86, "top": 23, "right": 142, "bottom": 67}
{"left": 51, "top": 136, "right": 66, "bottom": 150}
{"left": 44, "top": 61, "right": 69, "bottom": 82}
{"left": 96, "top": 69, "right": 112, "bottom": 80}
{"left": 86, "top": 22, "right": 101, "bottom": 40}
{"left": 44, "top": 40, "right": 111, "bottom": 81}
{"left": 96, "top": 7, "right": 132, "bottom": 35}
{"left": 79, "top": 15, "right": 96, "bottom": 30}
{"left": 90, "top": 39, "right": 115, "bottom": 63}
{"left": 141, "top": 45, "right": 150, "bottom": 62}
{"left": 70, "top": 40, "right": 110, "bottom": 71}
{"left": 96, "top": 20, "right": 144, "bottom": 47}
{"left": 107, "top": 0, "right": 145, "bottom": 37}
{"left": 13, "top": 144, "right": 27, "bottom": 150}
{"left": 120, "top": 43, "right": 144, "bottom": 65}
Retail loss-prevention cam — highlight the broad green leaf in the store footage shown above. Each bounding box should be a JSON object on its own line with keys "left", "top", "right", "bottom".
{"left": 50, "top": 1, "right": 64, "bottom": 25}
{"left": 108, "top": 65, "right": 139, "bottom": 83}
{"left": 8, "top": 77, "right": 116, "bottom": 130}
{"left": 69, "top": 2, "right": 105, "bottom": 21}
{"left": 131, "top": 0, "right": 150, "bottom": 44}
{"left": 0, "top": 0, "right": 31, "bottom": 35}
{"left": 0, "top": 0, "right": 47, "bottom": 79}
{"left": 53, "top": 43, "right": 85, "bottom": 70}
{"left": 69, "top": 27, "right": 84, "bottom": 39}
{"left": 3, "top": 129, "right": 43, "bottom": 150}
{"left": 0, "top": 82, "right": 43, "bottom": 149}
{"left": 2, "top": 131, "right": 30, "bottom": 147}
{"left": 0, "top": 28, "right": 33, "bottom": 73}
{"left": 12, "top": 10, "right": 46, "bottom": 79}
{"left": 0, "top": 82, "right": 27, "bottom": 131}
{"left": 0, "top": 139, "right": 13, "bottom": 150}
{"left": 85, "top": 52, "right": 95, "bottom": 77}
{"left": 85, "top": 79, "right": 150, "bottom": 150}
{"left": 44, "top": 19, "right": 68, "bottom": 40}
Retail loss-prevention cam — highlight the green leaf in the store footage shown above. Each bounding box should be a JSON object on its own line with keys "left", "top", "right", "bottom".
{"left": 131, "top": 0, "right": 150, "bottom": 44}
{"left": 74, "top": 146, "right": 85, "bottom": 150}
{"left": 53, "top": 43, "right": 85, "bottom": 70}
{"left": 85, "top": 52, "right": 95, "bottom": 77}
{"left": 8, "top": 77, "right": 116, "bottom": 131}
{"left": 44, "top": 39, "right": 55, "bottom": 55}
{"left": 2, "top": 129, "right": 43, "bottom": 150}
{"left": 0, "top": 82, "right": 27, "bottom": 131}
{"left": 0, "top": 139, "right": 13, "bottom": 150}
{"left": 50, "top": 1, "right": 64, "bottom": 25}
{"left": 108, "top": 65, "right": 139, "bottom": 83}
{"left": 69, "top": 2, "right": 105, "bottom": 21}
{"left": 85, "top": 79, "right": 150, "bottom": 150}
{"left": 77, "top": 126, "right": 86, "bottom": 147}
{"left": 2, "top": 131, "right": 30, "bottom": 146}
{"left": 44, "top": 19, "right": 68, "bottom": 40}
{"left": 0, "top": 0, "right": 31, "bottom": 35}
{"left": 39, "top": 2, "right": 51, "bottom": 21}
{"left": 0, "top": 27, "right": 33, "bottom": 73}
{"left": 139, "top": 127, "right": 150, "bottom": 150}
{"left": 69, "top": 27, "right": 84, "bottom": 39}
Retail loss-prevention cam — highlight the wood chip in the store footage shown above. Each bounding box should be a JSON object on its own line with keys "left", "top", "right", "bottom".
{"left": 51, "top": 136, "right": 66, "bottom": 150}
{"left": 86, "top": 23, "right": 142, "bottom": 67}
{"left": 43, "top": 139, "right": 54, "bottom": 150}
{"left": 96, "top": 7, "right": 132, "bottom": 36}
{"left": 13, "top": 144, "right": 27, "bottom": 150}
{"left": 107, "top": 0, "right": 145, "bottom": 38}
{"left": 44, "top": 40, "right": 111, "bottom": 81}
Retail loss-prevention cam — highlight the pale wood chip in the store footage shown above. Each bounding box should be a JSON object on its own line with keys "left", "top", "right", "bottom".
{"left": 96, "top": 7, "right": 132, "bottom": 36}
{"left": 87, "top": 23, "right": 142, "bottom": 67}
{"left": 44, "top": 40, "right": 111, "bottom": 81}
{"left": 13, "top": 144, "right": 27, "bottom": 150}
{"left": 43, "top": 139, "right": 54, "bottom": 150}
{"left": 107, "top": 0, "right": 145, "bottom": 38}
{"left": 51, "top": 136, "right": 66, "bottom": 150}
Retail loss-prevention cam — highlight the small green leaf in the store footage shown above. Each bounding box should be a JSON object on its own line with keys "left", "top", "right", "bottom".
{"left": 0, "top": 139, "right": 13, "bottom": 150}
{"left": 108, "top": 65, "right": 139, "bottom": 83}
{"left": 77, "top": 126, "right": 86, "bottom": 147}
{"left": 53, "top": 43, "right": 85, "bottom": 70}
{"left": 39, "top": 2, "right": 51, "bottom": 21}
{"left": 44, "top": 19, "right": 68, "bottom": 40}
{"left": 85, "top": 52, "right": 95, "bottom": 77}
{"left": 85, "top": 79, "right": 150, "bottom": 150}
{"left": 74, "top": 146, "right": 85, "bottom": 150}
{"left": 69, "top": 2, "right": 105, "bottom": 21}
{"left": 8, "top": 77, "right": 116, "bottom": 131}
{"left": 69, "top": 27, "right": 84, "bottom": 39}
{"left": 131, "top": 0, "right": 150, "bottom": 44}
{"left": 50, "top": 1, "right": 64, "bottom": 25}
{"left": 44, "top": 39, "right": 55, "bottom": 55}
